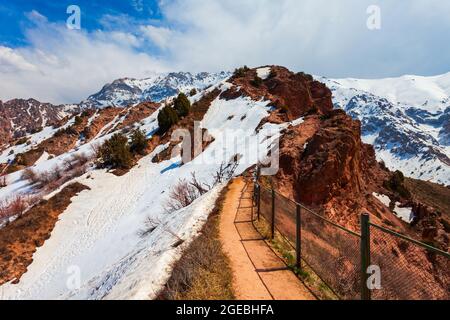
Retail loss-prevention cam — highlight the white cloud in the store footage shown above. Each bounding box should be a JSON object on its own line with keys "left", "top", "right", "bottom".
{"left": 1, "top": 0, "right": 450, "bottom": 104}
{"left": 0, "top": 19, "right": 167, "bottom": 104}
{"left": 155, "top": 0, "right": 450, "bottom": 76}
{"left": 0, "top": 46, "right": 38, "bottom": 72}
{"left": 140, "top": 25, "right": 173, "bottom": 49}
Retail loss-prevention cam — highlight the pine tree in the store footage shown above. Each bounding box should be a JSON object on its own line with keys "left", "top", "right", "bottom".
{"left": 157, "top": 106, "right": 179, "bottom": 133}
{"left": 130, "top": 129, "right": 148, "bottom": 155}
{"left": 251, "top": 75, "right": 263, "bottom": 88}
{"left": 98, "top": 133, "right": 132, "bottom": 169}
{"left": 173, "top": 93, "right": 191, "bottom": 118}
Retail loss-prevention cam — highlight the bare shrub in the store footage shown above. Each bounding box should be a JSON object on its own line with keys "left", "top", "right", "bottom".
{"left": 189, "top": 172, "right": 209, "bottom": 195}
{"left": 21, "top": 168, "right": 39, "bottom": 184}
{"left": 212, "top": 155, "right": 240, "bottom": 185}
{"left": 72, "top": 152, "right": 91, "bottom": 166}
{"left": 164, "top": 226, "right": 184, "bottom": 248}
{"left": 0, "top": 200, "right": 8, "bottom": 220}
{"left": 0, "top": 175, "right": 6, "bottom": 188}
{"left": 9, "top": 196, "right": 28, "bottom": 217}
{"left": 52, "top": 165, "right": 64, "bottom": 180}
{"left": 163, "top": 156, "right": 240, "bottom": 214}
{"left": 0, "top": 195, "right": 39, "bottom": 222}
{"left": 63, "top": 153, "right": 88, "bottom": 171}
{"left": 138, "top": 217, "right": 161, "bottom": 238}
{"left": 90, "top": 142, "right": 101, "bottom": 156}
{"left": 45, "top": 162, "right": 88, "bottom": 192}
{"left": 164, "top": 179, "right": 201, "bottom": 213}
{"left": 72, "top": 163, "right": 88, "bottom": 178}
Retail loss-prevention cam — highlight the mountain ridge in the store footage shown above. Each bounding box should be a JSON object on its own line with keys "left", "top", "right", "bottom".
{"left": 1, "top": 69, "right": 449, "bottom": 185}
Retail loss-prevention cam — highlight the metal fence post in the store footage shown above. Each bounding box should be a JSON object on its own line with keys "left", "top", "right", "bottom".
{"left": 360, "top": 213, "right": 371, "bottom": 300}
{"left": 257, "top": 185, "right": 261, "bottom": 221}
{"left": 271, "top": 189, "right": 275, "bottom": 240}
{"left": 296, "top": 204, "right": 302, "bottom": 270}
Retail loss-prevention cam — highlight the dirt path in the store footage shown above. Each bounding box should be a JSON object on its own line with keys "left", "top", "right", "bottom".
{"left": 219, "top": 177, "right": 316, "bottom": 300}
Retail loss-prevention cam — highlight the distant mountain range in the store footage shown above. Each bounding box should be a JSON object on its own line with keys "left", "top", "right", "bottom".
{"left": 80, "top": 71, "right": 231, "bottom": 108}
{"left": 320, "top": 73, "right": 450, "bottom": 185}
{"left": 1, "top": 70, "right": 449, "bottom": 185}
{"left": 0, "top": 71, "right": 230, "bottom": 145}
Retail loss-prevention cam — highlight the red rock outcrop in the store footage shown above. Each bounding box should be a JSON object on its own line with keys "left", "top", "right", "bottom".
{"left": 223, "top": 66, "right": 333, "bottom": 119}
{"left": 296, "top": 110, "right": 365, "bottom": 204}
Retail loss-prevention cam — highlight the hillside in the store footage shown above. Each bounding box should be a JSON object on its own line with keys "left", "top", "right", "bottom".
{"left": 0, "top": 66, "right": 448, "bottom": 300}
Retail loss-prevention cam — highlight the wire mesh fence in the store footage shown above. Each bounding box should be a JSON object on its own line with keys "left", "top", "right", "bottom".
{"left": 369, "top": 224, "right": 450, "bottom": 300}
{"left": 300, "top": 208, "right": 361, "bottom": 300}
{"left": 259, "top": 187, "right": 273, "bottom": 228}
{"left": 253, "top": 181, "right": 450, "bottom": 300}
{"left": 273, "top": 192, "right": 297, "bottom": 244}
{"left": 257, "top": 184, "right": 361, "bottom": 300}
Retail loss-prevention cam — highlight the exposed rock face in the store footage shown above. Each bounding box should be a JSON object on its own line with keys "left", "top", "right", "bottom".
{"left": 251, "top": 68, "right": 449, "bottom": 300}
{"left": 412, "top": 202, "right": 449, "bottom": 251}
{"left": 296, "top": 110, "right": 365, "bottom": 204}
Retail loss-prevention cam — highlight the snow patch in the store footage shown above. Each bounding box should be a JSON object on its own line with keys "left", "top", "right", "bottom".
{"left": 257, "top": 67, "right": 271, "bottom": 80}
{"left": 394, "top": 203, "right": 415, "bottom": 224}
{"left": 372, "top": 192, "right": 391, "bottom": 207}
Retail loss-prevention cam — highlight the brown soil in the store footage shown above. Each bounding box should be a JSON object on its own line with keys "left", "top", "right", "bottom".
{"left": 219, "top": 177, "right": 315, "bottom": 300}
{"left": 0, "top": 182, "right": 89, "bottom": 285}
{"left": 116, "top": 102, "right": 160, "bottom": 131}
{"left": 157, "top": 184, "right": 235, "bottom": 300}
{"left": 81, "top": 107, "right": 123, "bottom": 142}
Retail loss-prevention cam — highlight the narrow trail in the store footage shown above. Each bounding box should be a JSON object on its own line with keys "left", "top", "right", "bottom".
{"left": 219, "top": 177, "right": 316, "bottom": 300}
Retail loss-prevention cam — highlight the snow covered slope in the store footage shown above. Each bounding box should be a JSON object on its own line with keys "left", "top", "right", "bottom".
{"left": 81, "top": 71, "right": 231, "bottom": 108}
{"left": 319, "top": 73, "right": 450, "bottom": 185}
{"left": 0, "top": 78, "right": 289, "bottom": 300}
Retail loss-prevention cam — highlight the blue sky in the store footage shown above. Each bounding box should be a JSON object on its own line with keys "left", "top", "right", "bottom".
{"left": 1, "top": 0, "right": 450, "bottom": 104}
{"left": 0, "top": 0, "right": 162, "bottom": 46}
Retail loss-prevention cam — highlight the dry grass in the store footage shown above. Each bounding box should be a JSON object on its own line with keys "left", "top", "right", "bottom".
{"left": 0, "top": 183, "right": 89, "bottom": 285}
{"left": 157, "top": 185, "right": 235, "bottom": 300}
{"left": 405, "top": 178, "right": 450, "bottom": 220}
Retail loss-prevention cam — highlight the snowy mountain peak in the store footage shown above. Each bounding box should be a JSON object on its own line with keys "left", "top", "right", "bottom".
{"left": 319, "top": 72, "right": 450, "bottom": 185}
{"left": 326, "top": 71, "right": 450, "bottom": 113}
{"left": 81, "top": 71, "right": 231, "bottom": 109}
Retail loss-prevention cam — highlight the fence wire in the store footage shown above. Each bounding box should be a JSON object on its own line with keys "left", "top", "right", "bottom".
{"left": 299, "top": 206, "right": 361, "bottom": 300}
{"left": 259, "top": 187, "right": 273, "bottom": 227}
{"left": 254, "top": 182, "right": 450, "bottom": 300}
{"left": 273, "top": 193, "right": 297, "bottom": 244}
{"left": 258, "top": 185, "right": 361, "bottom": 300}
{"left": 370, "top": 225, "right": 450, "bottom": 300}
